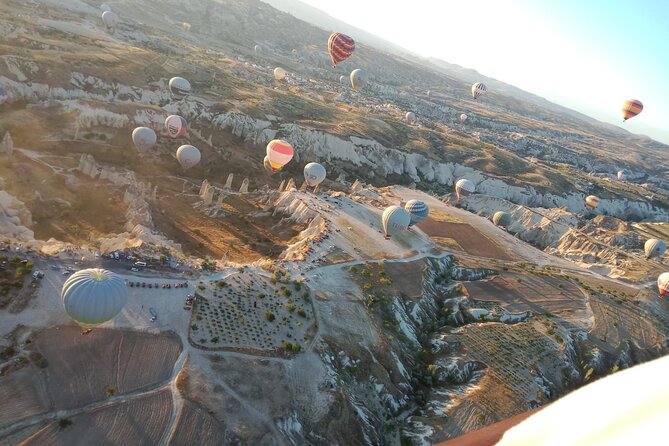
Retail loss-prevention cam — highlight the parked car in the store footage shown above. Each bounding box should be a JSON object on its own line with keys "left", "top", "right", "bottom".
{"left": 141, "top": 282, "right": 146, "bottom": 288}
{"left": 130, "top": 267, "right": 139, "bottom": 272}
{"left": 62, "top": 271, "right": 71, "bottom": 276}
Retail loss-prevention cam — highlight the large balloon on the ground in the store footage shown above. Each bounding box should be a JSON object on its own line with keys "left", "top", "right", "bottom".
{"left": 164, "top": 115, "right": 187, "bottom": 138}
{"left": 168, "top": 77, "right": 191, "bottom": 98}
{"left": 328, "top": 32, "right": 355, "bottom": 67}
{"left": 658, "top": 273, "right": 669, "bottom": 295}
{"left": 131, "top": 127, "right": 156, "bottom": 153}
{"left": 303, "top": 162, "right": 326, "bottom": 187}
{"left": 405, "top": 200, "right": 429, "bottom": 226}
{"left": 176, "top": 145, "right": 201, "bottom": 169}
{"left": 645, "top": 239, "right": 666, "bottom": 260}
{"left": 183, "top": 22, "right": 191, "bottom": 31}
{"left": 61, "top": 268, "right": 127, "bottom": 325}
{"left": 101, "top": 11, "right": 119, "bottom": 30}
{"left": 406, "top": 112, "right": 416, "bottom": 125}
{"left": 460, "top": 114, "right": 468, "bottom": 122}
{"left": 585, "top": 195, "right": 600, "bottom": 208}
{"left": 455, "top": 178, "right": 475, "bottom": 199}
{"left": 274, "top": 67, "right": 287, "bottom": 81}
{"left": 382, "top": 206, "right": 410, "bottom": 238}
{"left": 617, "top": 170, "right": 626, "bottom": 181}
{"left": 254, "top": 44, "right": 262, "bottom": 54}
{"left": 493, "top": 211, "right": 512, "bottom": 228}
{"left": 350, "top": 69, "right": 368, "bottom": 90}
{"left": 339, "top": 75, "right": 346, "bottom": 85}
{"left": 471, "top": 82, "right": 487, "bottom": 99}
{"left": 622, "top": 99, "right": 643, "bottom": 122}
{"left": 266, "top": 139, "right": 294, "bottom": 171}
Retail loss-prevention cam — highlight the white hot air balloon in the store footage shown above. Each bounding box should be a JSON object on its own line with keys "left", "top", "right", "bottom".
{"left": 168, "top": 77, "right": 191, "bottom": 98}
{"left": 426, "top": 90, "right": 432, "bottom": 100}
{"left": 350, "top": 68, "right": 368, "bottom": 90}
{"left": 406, "top": 112, "right": 416, "bottom": 125}
{"left": 455, "top": 178, "right": 475, "bottom": 200}
{"left": 266, "top": 139, "right": 294, "bottom": 172}
{"left": 131, "top": 127, "right": 157, "bottom": 153}
{"left": 471, "top": 82, "right": 487, "bottom": 99}
{"left": 617, "top": 170, "right": 626, "bottom": 181}
{"left": 382, "top": 206, "right": 411, "bottom": 239}
{"left": 645, "top": 239, "right": 666, "bottom": 260}
{"left": 585, "top": 195, "right": 600, "bottom": 209}
{"left": 164, "top": 115, "right": 187, "bottom": 138}
{"left": 460, "top": 113, "right": 468, "bottom": 122}
{"left": 61, "top": 268, "right": 127, "bottom": 325}
{"left": 101, "top": 10, "right": 119, "bottom": 31}
{"left": 303, "top": 162, "right": 326, "bottom": 188}
{"left": 176, "top": 145, "right": 201, "bottom": 169}
{"left": 274, "top": 67, "right": 287, "bottom": 81}
{"left": 254, "top": 44, "right": 262, "bottom": 54}
{"left": 339, "top": 75, "right": 347, "bottom": 85}
{"left": 658, "top": 273, "right": 669, "bottom": 296}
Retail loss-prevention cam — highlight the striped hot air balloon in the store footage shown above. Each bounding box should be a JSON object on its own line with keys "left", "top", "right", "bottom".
{"left": 164, "top": 115, "right": 187, "bottom": 138}
{"left": 62, "top": 269, "right": 127, "bottom": 325}
{"left": 405, "top": 200, "right": 429, "bottom": 226}
{"left": 471, "top": 82, "right": 487, "bottom": 99}
{"left": 266, "top": 139, "right": 294, "bottom": 172}
{"left": 585, "top": 195, "right": 600, "bottom": 209}
{"left": 658, "top": 272, "right": 669, "bottom": 296}
{"left": 622, "top": 99, "right": 643, "bottom": 122}
{"left": 328, "top": 32, "right": 355, "bottom": 67}
{"left": 382, "top": 206, "right": 410, "bottom": 239}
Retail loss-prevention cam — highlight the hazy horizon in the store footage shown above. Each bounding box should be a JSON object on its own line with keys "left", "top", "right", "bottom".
{"left": 298, "top": 0, "right": 669, "bottom": 145}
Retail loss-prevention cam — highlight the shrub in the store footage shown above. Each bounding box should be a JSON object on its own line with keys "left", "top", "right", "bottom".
{"left": 270, "top": 277, "right": 278, "bottom": 284}
{"left": 282, "top": 288, "right": 292, "bottom": 297}
{"left": 191, "top": 324, "right": 199, "bottom": 331}
{"left": 37, "top": 357, "right": 49, "bottom": 369}
{"left": 297, "top": 309, "right": 307, "bottom": 317}
{"left": 286, "top": 303, "right": 296, "bottom": 312}
{"left": 361, "top": 269, "right": 372, "bottom": 278}
{"left": 379, "top": 278, "right": 393, "bottom": 286}
{"left": 106, "top": 387, "right": 115, "bottom": 397}
{"left": 363, "top": 283, "right": 373, "bottom": 292}
{"left": 259, "top": 293, "right": 266, "bottom": 299}
{"left": 211, "top": 337, "right": 219, "bottom": 343}
{"left": 477, "top": 413, "right": 486, "bottom": 424}
{"left": 349, "top": 266, "right": 358, "bottom": 274}
{"left": 58, "top": 418, "right": 73, "bottom": 430}
{"left": 1, "top": 346, "right": 16, "bottom": 359}
{"left": 265, "top": 312, "right": 276, "bottom": 322}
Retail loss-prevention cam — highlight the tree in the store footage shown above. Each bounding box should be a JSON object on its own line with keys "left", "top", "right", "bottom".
{"left": 265, "top": 312, "right": 275, "bottom": 322}
{"left": 160, "top": 255, "right": 168, "bottom": 265}
{"left": 106, "top": 387, "right": 115, "bottom": 397}
{"left": 58, "top": 418, "right": 73, "bottom": 430}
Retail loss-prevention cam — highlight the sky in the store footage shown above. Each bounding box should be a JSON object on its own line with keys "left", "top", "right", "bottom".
{"left": 301, "top": 0, "right": 669, "bottom": 144}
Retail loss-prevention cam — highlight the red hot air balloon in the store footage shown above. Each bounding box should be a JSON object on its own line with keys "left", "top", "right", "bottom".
{"left": 328, "top": 32, "right": 355, "bottom": 67}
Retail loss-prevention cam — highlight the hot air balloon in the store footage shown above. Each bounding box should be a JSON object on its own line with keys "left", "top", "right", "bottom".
{"left": 426, "top": 90, "right": 432, "bottom": 100}
{"left": 303, "top": 162, "right": 326, "bottom": 188}
{"left": 327, "top": 32, "right": 355, "bottom": 67}
{"left": 339, "top": 75, "right": 347, "bottom": 85}
{"left": 266, "top": 139, "right": 294, "bottom": 172}
{"left": 460, "top": 114, "right": 468, "bottom": 122}
{"left": 455, "top": 179, "right": 475, "bottom": 200}
{"left": 183, "top": 22, "right": 192, "bottom": 31}
{"left": 254, "top": 44, "right": 262, "bottom": 54}
{"left": 382, "top": 206, "right": 410, "bottom": 239}
{"left": 176, "top": 145, "right": 201, "bottom": 169}
{"left": 493, "top": 211, "right": 512, "bottom": 228}
{"left": 100, "top": 3, "right": 112, "bottom": 12}
{"left": 658, "top": 273, "right": 669, "bottom": 296}
{"left": 131, "top": 127, "right": 157, "bottom": 153}
{"left": 617, "top": 170, "right": 626, "bottom": 181}
{"left": 101, "top": 10, "right": 119, "bottom": 31}
{"left": 61, "top": 268, "right": 127, "bottom": 325}
{"left": 585, "top": 195, "right": 600, "bottom": 208}
{"left": 274, "top": 67, "right": 287, "bottom": 81}
{"left": 471, "top": 82, "right": 487, "bottom": 99}
{"left": 164, "top": 115, "right": 187, "bottom": 138}
{"left": 169, "top": 77, "right": 191, "bottom": 98}
{"left": 350, "top": 69, "right": 368, "bottom": 90}
{"left": 263, "top": 156, "right": 276, "bottom": 175}
{"left": 406, "top": 112, "right": 416, "bottom": 125}
{"left": 645, "top": 239, "right": 666, "bottom": 260}
{"left": 405, "top": 200, "right": 429, "bottom": 227}
{"left": 622, "top": 99, "right": 643, "bottom": 122}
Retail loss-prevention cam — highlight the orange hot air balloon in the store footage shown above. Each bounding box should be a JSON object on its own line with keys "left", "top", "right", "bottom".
{"left": 622, "top": 99, "right": 643, "bottom": 122}
{"left": 328, "top": 32, "right": 355, "bottom": 67}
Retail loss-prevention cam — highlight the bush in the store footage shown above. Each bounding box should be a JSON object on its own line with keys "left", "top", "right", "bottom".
{"left": 282, "top": 288, "right": 292, "bottom": 297}
{"left": 211, "top": 337, "right": 219, "bottom": 343}
{"left": 379, "top": 278, "right": 393, "bottom": 286}
{"left": 286, "top": 303, "right": 296, "bottom": 312}
{"left": 259, "top": 293, "right": 266, "bottom": 299}
{"left": 37, "top": 357, "right": 49, "bottom": 369}
{"left": 1, "top": 346, "right": 16, "bottom": 360}
{"left": 191, "top": 324, "right": 199, "bottom": 331}
{"left": 283, "top": 341, "right": 301, "bottom": 353}
{"left": 363, "top": 283, "right": 373, "bottom": 292}
{"left": 265, "top": 312, "right": 276, "bottom": 322}
{"left": 361, "top": 269, "right": 372, "bottom": 278}
{"left": 106, "top": 387, "right": 115, "bottom": 397}
{"left": 197, "top": 285, "right": 206, "bottom": 291}
{"left": 270, "top": 277, "right": 278, "bottom": 284}
{"left": 297, "top": 309, "right": 307, "bottom": 318}
{"left": 58, "top": 418, "right": 73, "bottom": 430}
{"left": 348, "top": 266, "right": 358, "bottom": 274}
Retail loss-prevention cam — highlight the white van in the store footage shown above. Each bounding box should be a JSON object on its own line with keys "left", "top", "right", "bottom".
{"left": 134, "top": 261, "right": 147, "bottom": 267}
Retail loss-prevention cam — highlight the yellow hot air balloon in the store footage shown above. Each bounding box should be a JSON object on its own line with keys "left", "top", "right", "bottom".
{"left": 622, "top": 99, "right": 643, "bottom": 122}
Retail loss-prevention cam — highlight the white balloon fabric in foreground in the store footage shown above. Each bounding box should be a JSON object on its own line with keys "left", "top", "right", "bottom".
{"left": 496, "top": 354, "right": 669, "bottom": 446}
{"left": 61, "top": 268, "right": 127, "bottom": 325}
{"left": 303, "top": 162, "right": 326, "bottom": 187}
{"left": 176, "top": 145, "right": 201, "bottom": 169}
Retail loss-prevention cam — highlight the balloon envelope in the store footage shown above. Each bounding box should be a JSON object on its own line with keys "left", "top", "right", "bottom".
{"left": 622, "top": 99, "right": 643, "bottom": 121}
{"left": 471, "top": 82, "right": 487, "bottom": 99}
{"left": 168, "top": 77, "right": 191, "bottom": 98}
{"left": 263, "top": 155, "right": 277, "bottom": 175}
{"left": 405, "top": 200, "right": 429, "bottom": 226}
{"left": 460, "top": 114, "right": 468, "bottom": 122}
{"left": 183, "top": 22, "right": 191, "bottom": 31}
{"left": 455, "top": 178, "right": 475, "bottom": 199}
{"left": 101, "top": 11, "right": 119, "bottom": 30}
{"left": 131, "top": 127, "right": 157, "bottom": 153}
{"left": 254, "top": 44, "right": 262, "bottom": 53}
{"left": 274, "top": 67, "right": 287, "bottom": 81}
{"left": 382, "top": 206, "right": 410, "bottom": 238}
{"left": 176, "top": 145, "right": 201, "bottom": 169}
{"left": 617, "top": 170, "right": 626, "bottom": 181}
{"left": 493, "top": 211, "right": 512, "bottom": 228}
{"left": 164, "top": 115, "right": 187, "bottom": 138}
{"left": 61, "top": 268, "right": 127, "bottom": 325}
{"left": 406, "top": 112, "right": 416, "bottom": 124}
{"left": 585, "top": 195, "right": 600, "bottom": 208}
{"left": 328, "top": 32, "right": 355, "bottom": 67}
{"left": 266, "top": 139, "right": 294, "bottom": 171}
{"left": 658, "top": 273, "right": 669, "bottom": 295}
{"left": 645, "top": 239, "right": 666, "bottom": 260}
{"left": 350, "top": 69, "right": 368, "bottom": 90}
{"left": 304, "top": 162, "right": 326, "bottom": 187}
